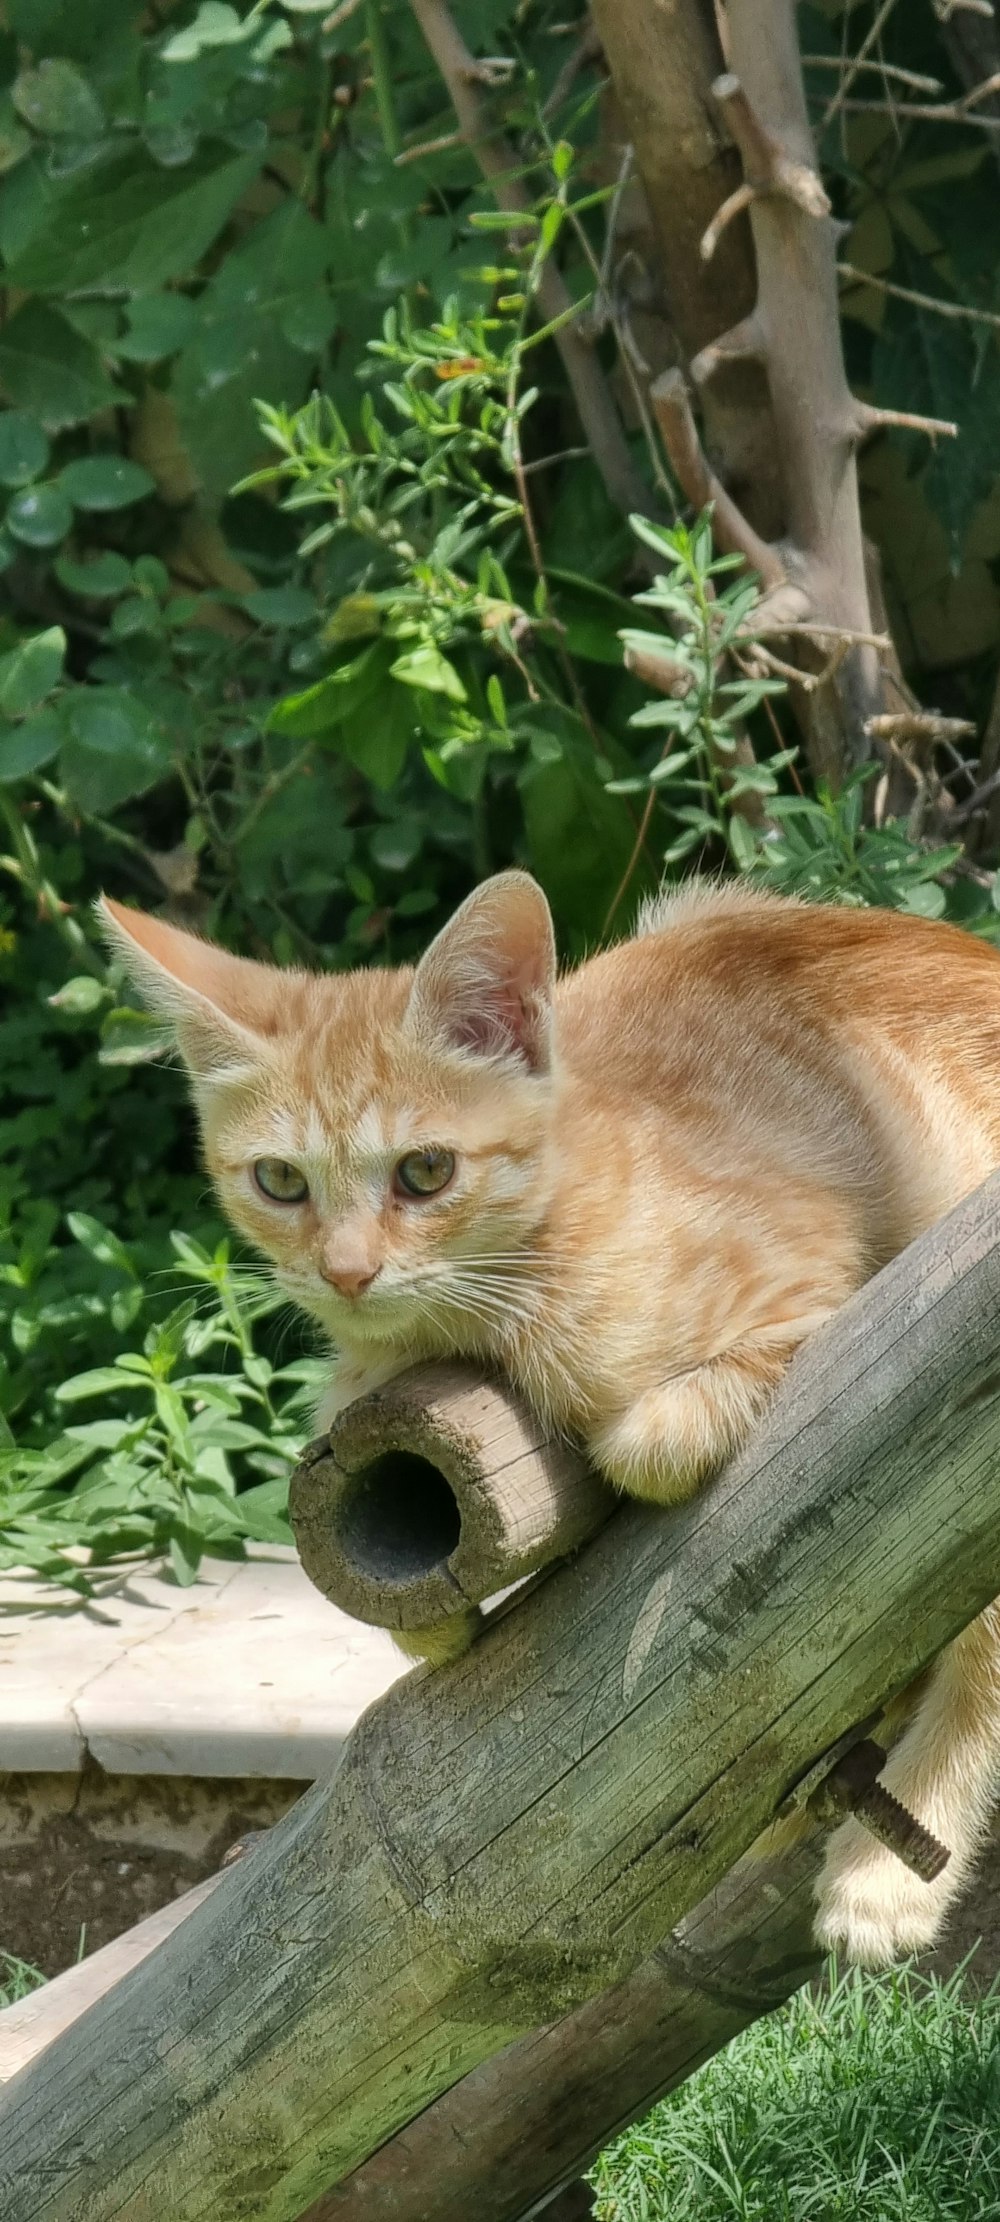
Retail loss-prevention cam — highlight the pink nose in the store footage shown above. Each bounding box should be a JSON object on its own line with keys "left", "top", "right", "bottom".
{"left": 319, "top": 1262, "right": 380, "bottom": 1300}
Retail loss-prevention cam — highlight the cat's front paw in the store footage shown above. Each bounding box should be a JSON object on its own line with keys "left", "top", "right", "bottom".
{"left": 587, "top": 1407, "right": 704, "bottom": 1506}
{"left": 814, "top": 1818, "right": 952, "bottom": 1965}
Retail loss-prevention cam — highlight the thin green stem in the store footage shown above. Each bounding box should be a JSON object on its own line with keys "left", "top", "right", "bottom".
{"left": 0, "top": 791, "right": 104, "bottom": 974}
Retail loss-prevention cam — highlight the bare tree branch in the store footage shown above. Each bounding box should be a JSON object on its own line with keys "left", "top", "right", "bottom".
{"left": 866, "top": 713, "right": 977, "bottom": 747}
{"left": 803, "top": 56, "right": 944, "bottom": 95}
{"left": 836, "top": 72, "right": 1000, "bottom": 128}
{"left": 588, "top": 0, "right": 783, "bottom": 537}
{"left": 648, "top": 369, "right": 783, "bottom": 586}
{"left": 712, "top": 71, "right": 831, "bottom": 217}
{"left": 854, "top": 400, "right": 959, "bottom": 441}
{"left": 839, "top": 261, "right": 1000, "bottom": 335}
{"left": 822, "top": 0, "right": 903, "bottom": 127}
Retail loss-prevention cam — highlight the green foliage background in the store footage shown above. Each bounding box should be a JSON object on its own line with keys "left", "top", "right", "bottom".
{"left": 2, "top": 0, "right": 999, "bottom": 1584}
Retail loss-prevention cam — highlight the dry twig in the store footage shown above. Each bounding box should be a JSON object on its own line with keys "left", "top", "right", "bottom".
{"left": 836, "top": 71, "right": 1000, "bottom": 128}
{"left": 839, "top": 261, "right": 1000, "bottom": 335}
{"left": 865, "top": 713, "right": 977, "bottom": 746}
{"left": 822, "top": 0, "right": 902, "bottom": 128}
{"left": 395, "top": 128, "right": 464, "bottom": 166}
{"left": 320, "top": 0, "right": 363, "bottom": 29}
{"left": 803, "top": 56, "right": 943, "bottom": 95}
{"left": 649, "top": 369, "right": 784, "bottom": 587}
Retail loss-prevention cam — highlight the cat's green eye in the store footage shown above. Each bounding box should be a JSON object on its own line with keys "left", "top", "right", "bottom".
{"left": 394, "top": 1148, "right": 455, "bottom": 1199}
{"left": 254, "top": 1158, "right": 309, "bottom": 1204}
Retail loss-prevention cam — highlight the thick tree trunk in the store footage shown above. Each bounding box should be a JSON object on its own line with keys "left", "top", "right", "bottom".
{"left": 588, "top": 0, "right": 783, "bottom": 538}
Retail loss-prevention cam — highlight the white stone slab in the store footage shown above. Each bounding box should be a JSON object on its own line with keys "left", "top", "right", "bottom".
{"left": 0, "top": 1548, "right": 405, "bottom": 1779}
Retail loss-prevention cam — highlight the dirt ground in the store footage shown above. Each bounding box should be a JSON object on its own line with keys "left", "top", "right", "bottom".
{"left": 0, "top": 1761, "right": 303, "bottom": 1978}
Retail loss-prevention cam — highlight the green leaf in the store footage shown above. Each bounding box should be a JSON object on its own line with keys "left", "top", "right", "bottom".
{"left": 55, "top": 1366, "right": 145, "bottom": 1403}
{"left": 234, "top": 1479, "right": 292, "bottom": 1544}
{"left": 55, "top": 551, "right": 133, "bottom": 599}
{"left": 12, "top": 59, "right": 105, "bottom": 138}
{"left": 337, "top": 681, "right": 414, "bottom": 792}
{"left": 0, "top": 411, "right": 49, "bottom": 488}
{"left": 0, "top": 302, "right": 119, "bottom": 430}
{"left": 0, "top": 626, "right": 65, "bottom": 715}
{"left": 521, "top": 739, "right": 654, "bottom": 935}
{"left": 268, "top": 643, "right": 387, "bottom": 738}
{"left": 0, "top": 92, "right": 32, "bottom": 176}
{"left": 59, "top": 456, "right": 155, "bottom": 510}
{"left": 67, "top": 1217, "right": 136, "bottom": 1288}
{"left": 168, "top": 1524, "right": 204, "bottom": 1586}
{"left": 98, "top": 1005, "right": 173, "bottom": 1065}
{"left": 872, "top": 296, "right": 1000, "bottom": 552}
{"left": 47, "top": 975, "right": 106, "bottom": 1016}
{"left": 390, "top": 644, "right": 467, "bottom": 701}
{"left": 5, "top": 483, "right": 72, "bottom": 547}
{"left": 60, "top": 688, "right": 173, "bottom": 813}
{"left": 281, "top": 293, "right": 338, "bottom": 353}
{"left": 162, "top": 2, "right": 254, "bottom": 58}
{"left": 116, "top": 293, "right": 198, "bottom": 363}
{"left": 1, "top": 147, "right": 259, "bottom": 294}
{"left": 242, "top": 586, "right": 315, "bottom": 628}
{"left": 899, "top": 880, "right": 947, "bottom": 919}
{"left": 171, "top": 201, "right": 330, "bottom": 495}
{"left": 0, "top": 708, "right": 62, "bottom": 780}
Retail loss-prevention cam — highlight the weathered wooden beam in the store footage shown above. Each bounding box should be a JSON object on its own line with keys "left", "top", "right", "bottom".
{"left": 306, "top": 1836, "right": 822, "bottom": 2222}
{"left": 4, "top": 1173, "right": 1000, "bottom": 2222}
{"left": 290, "top": 1364, "right": 614, "bottom": 1635}
{"left": 0, "top": 1828, "right": 821, "bottom": 2220}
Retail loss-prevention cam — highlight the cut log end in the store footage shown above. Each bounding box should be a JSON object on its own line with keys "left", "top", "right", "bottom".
{"left": 288, "top": 1363, "right": 616, "bottom": 1633}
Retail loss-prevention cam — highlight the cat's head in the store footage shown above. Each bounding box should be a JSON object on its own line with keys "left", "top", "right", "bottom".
{"left": 100, "top": 873, "right": 559, "bottom": 1345}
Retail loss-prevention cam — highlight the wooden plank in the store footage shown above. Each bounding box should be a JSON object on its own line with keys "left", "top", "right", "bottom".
{"left": 0, "top": 1835, "right": 821, "bottom": 2216}
{"left": 0, "top": 1878, "right": 225, "bottom": 2086}
{"left": 4, "top": 1173, "right": 1000, "bottom": 2222}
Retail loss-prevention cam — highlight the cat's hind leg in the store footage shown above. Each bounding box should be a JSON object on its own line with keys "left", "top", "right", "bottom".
{"left": 815, "top": 1602, "right": 1000, "bottom": 1963}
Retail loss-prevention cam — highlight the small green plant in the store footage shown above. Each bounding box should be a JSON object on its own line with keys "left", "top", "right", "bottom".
{"left": 1, "top": 1221, "right": 324, "bottom": 1593}
{"left": 613, "top": 510, "right": 794, "bottom": 866}
{"left": 0, "top": 1950, "right": 47, "bottom": 2009}
{"left": 618, "top": 511, "right": 998, "bottom": 932}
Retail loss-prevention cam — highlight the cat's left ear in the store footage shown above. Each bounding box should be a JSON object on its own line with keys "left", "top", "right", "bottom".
{"left": 405, "top": 871, "right": 556, "bottom": 1074}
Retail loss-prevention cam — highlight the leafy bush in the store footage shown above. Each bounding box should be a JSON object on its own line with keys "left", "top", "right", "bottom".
{"left": 1, "top": 1225, "right": 321, "bottom": 1592}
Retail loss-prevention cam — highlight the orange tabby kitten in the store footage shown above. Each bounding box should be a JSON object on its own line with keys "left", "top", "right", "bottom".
{"left": 102, "top": 872, "right": 1000, "bottom": 1964}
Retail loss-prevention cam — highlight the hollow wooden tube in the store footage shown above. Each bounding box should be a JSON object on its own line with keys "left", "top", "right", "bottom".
{"left": 288, "top": 1364, "right": 617, "bottom": 1632}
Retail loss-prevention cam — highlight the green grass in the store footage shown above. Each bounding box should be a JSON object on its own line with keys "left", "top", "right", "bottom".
{"left": 589, "top": 1959, "right": 1000, "bottom": 2221}
{"left": 0, "top": 1951, "right": 47, "bottom": 2008}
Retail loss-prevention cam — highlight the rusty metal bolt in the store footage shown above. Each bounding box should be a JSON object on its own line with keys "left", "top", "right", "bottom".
{"left": 809, "top": 1739, "right": 951, "bottom": 1884}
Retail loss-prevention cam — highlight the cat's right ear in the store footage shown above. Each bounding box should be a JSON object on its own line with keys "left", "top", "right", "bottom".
{"left": 98, "top": 898, "right": 271, "bottom": 1079}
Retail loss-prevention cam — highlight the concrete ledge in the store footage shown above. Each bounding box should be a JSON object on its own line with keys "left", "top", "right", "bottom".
{"left": 0, "top": 1547, "right": 405, "bottom": 1779}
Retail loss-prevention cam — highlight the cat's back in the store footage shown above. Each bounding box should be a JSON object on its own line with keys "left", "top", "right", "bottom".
{"left": 557, "top": 881, "right": 1000, "bottom": 1065}
{"left": 555, "top": 883, "right": 1000, "bottom": 1232}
